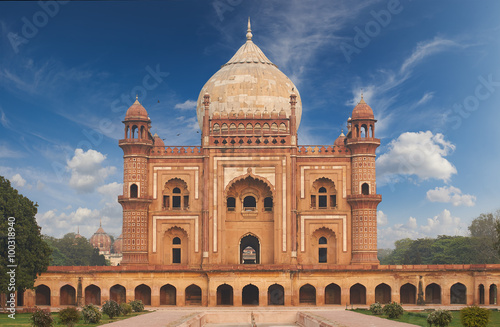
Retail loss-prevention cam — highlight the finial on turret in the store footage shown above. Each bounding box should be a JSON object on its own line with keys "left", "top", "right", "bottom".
{"left": 99, "top": 219, "right": 102, "bottom": 228}
{"left": 246, "top": 17, "right": 253, "bottom": 41}
{"left": 359, "top": 89, "right": 366, "bottom": 104}
{"left": 134, "top": 94, "right": 140, "bottom": 104}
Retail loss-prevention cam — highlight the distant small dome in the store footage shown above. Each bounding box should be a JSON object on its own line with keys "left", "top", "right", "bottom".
{"left": 125, "top": 97, "right": 149, "bottom": 121}
{"left": 334, "top": 131, "right": 346, "bottom": 146}
{"left": 153, "top": 133, "right": 164, "bottom": 147}
{"left": 90, "top": 224, "right": 112, "bottom": 254}
{"left": 351, "top": 96, "right": 374, "bottom": 120}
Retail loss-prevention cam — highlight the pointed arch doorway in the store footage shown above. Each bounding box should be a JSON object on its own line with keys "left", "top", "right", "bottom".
{"left": 240, "top": 234, "right": 260, "bottom": 264}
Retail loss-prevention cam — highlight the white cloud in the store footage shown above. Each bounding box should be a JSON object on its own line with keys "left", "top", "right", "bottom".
{"left": 0, "top": 143, "right": 25, "bottom": 158}
{"left": 10, "top": 173, "right": 26, "bottom": 188}
{"left": 426, "top": 186, "right": 476, "bottom": 206}
{"left": 400, "top": 37, "right": 460, "bottom": 74}
{"left": 377, "top": 210, "right": 388, "bottom": 226}
{"left": 415, "top": 92, "right": 434, "bottom": 107}
{"left": 67, "top": 149, "right": 116, "bottom": 193}
{"left": 376, "top": 131, "right": 457, "bottom": 185}
{"left": 378, "top": 209, "right": 467, "bottom": 248}
{"left": 97, "top": 182, "right": 123, "bottom": 201}
{"left": 175, "top": 100, "right": 197, "bottom": 110}
{"left": 0, "top": 107, "right": 10, "bottom": 128}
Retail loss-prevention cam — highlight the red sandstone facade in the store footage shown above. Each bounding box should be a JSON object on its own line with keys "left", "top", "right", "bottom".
{"left": 26, "top": 22, "right": 500, "bottom": 309}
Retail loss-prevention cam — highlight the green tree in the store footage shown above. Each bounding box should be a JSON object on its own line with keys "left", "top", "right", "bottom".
{"left": 0, "top": 176, "right": 52, "bottom": 304}
{"left": 45, "top": 233, "right": 108, "bottom": 266}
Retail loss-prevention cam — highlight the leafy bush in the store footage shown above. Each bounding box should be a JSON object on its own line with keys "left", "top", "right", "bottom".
{"left": 383, "top": 302, "right": 404, "bottom": 319}
{"left": 120, "top": 302, "right": 133, "bottom": 315}
{"left": 58, "top": 307, "right": 80, "bottom": 327}
{"left": 369, "top": 302, "right": 383, "bottom": 315}
{"left": 30, "top": 308, "right": 53, "bottom": 327}
{"left": 460, "top": 306, "right": 490, "bottom": 327}
{"left": 427, "top": 309, "right": 453, "bottom": 327}
{"left": 129, "top": 299, "right": 145, "bottom": 312}
{"left": 82, "top": 304, "right": 101, "bottom": 324}
{"left": 102, "top": 300, "right": 121, "bottom": 319}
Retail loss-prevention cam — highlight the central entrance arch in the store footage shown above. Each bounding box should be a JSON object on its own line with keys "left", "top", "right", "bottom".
{"left": 240, "top": 234, "right": 260, "bottom": 264}
{"left": 242, "top": 284, "right": 259, "bottom": 305}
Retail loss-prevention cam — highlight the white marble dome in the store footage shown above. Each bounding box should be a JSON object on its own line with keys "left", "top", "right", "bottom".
{"left": 196, "top": 20, "right": 302, "bottom": 129}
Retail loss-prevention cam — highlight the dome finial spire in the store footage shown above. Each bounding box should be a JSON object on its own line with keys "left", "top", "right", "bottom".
{"left": 359, "top": 89, "right": 366, "bottom": 104}
{"left": 246, "top": 17, "right": 253, "bottom": 41}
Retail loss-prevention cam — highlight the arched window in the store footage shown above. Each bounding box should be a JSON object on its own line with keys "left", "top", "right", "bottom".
{"left": 246, "top": 123, "right": 253, "bottom": 133}
{"left": 238, "top": 124, "right": 245, "bottom": 133}
{"left": 221, "top": 123, "right": 228, "bottom": 133}
{"left": 243, "top": 196, "right": 256, "bottom": 211}
{"left": 361, "top": 183, "right": 369, "bottom": 195}
{"left": 271, "top": 123, "right": 278, "bottom": 132}
{"left": 172, "top": 236, "right": 181, "bottom": 263}
{"left": 229, "top": 123, "right": 237, "bottom": 133}
{"left": 311, "top": 178, "right": 337, "bottom": 209}
{"left": 213, "top": 123, "right": 220, "bottom": 133}
{"left": 132, "top": 125, "right": 138, "bottom": 139}
{"left": 254, "top": 124, "right": 261, "bottom": 133}
{"left": 163, "top": 179, "right": 189, "bottom": 210}
{"left": 130, "top": 184, "right": 138, "bottom": 198}
{"left": 279, "top": 123, "right": 287, "bottom": 132}
{"left": 240, "top": 235, "right": 260, "bottom": 264}
{"left": 263, "top": 123, "right": 270, "bottom": 132}
{"left": 319, "top": 237, "right": 327, "bottom": 263}
{"left": 227, "top": 197, "right": 236, "bottom": 211}
{"left": 264, "top": 197, "right": 273, "bottom": 211}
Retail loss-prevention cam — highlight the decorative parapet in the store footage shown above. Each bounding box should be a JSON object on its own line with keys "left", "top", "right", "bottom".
{"left": 297, "top": 145, "right": 350, "bottom": 155}
{"left": 150, "top": 146, "right": 202, "bottom": 156}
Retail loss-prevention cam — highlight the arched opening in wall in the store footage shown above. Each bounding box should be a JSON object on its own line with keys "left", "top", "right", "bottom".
{"left": 125, "top": 125, "right": 130, "bottom": 139}
{"left": 238, "top": 123, "right": 245, "bottom": 133}
{"left": 299, "top": 284, "right": 316, "bottom": 305}
{"left": 17, "top": 288, "right": 24, "bottom": 306}
{"left": 35, "top": 285, "right": 51, "bottom": 306}
{"left": 240, "top": 234, "right": 260, "bottom": 264}
{"left": 490, "top": 284, "right": 497, "bottom": 305}
{"left": 227, "top": 197, "right": 236, "bottom": 211}
{"left": 479, "top": 284, "right": 485, "bottom": 305}
{"left": 375, "top": 283, "right": 391, "bottom": 304}
{"left": 110, "top": 284, "right": 126, "bottom": 304}
{"left": 140, "top": 126, "right": 145, "bottom": 139}
{"left": 246, "top": 123, "right": 253, "bottom": 133}
{"left": 243, "top": 196, "right": 256, "bottom": 211}
{"left": 350, "top": 283, "right": 366, "bottom": 304}
{"left": 268, "top": 284, "right": 284, "bottom": 305}
{"left": 354, "top": 125, "right": 359, "bottom": 138}
{"left": 263, "top": 123, "right": 270, "bottom": 132}
{"left": 217, "top": 284, "right": 233, "bottom": 306}
{"left": 361, "top": 124, "right": 367, "bottom": 138}
{"left": 163, "top": 178, "right": 189, "bottom": 210}
{"left": 135, "top": 284, "right": 151, "bottom": 305}
{"left": 254, "top": 123, "right": 261, "bottom": 134}
{"left": 221, "top": 123, "right": 228, "bottom": 133}
{"left": 132, "top": 125, "right": 138, "bottom": 138}
{"left": 160, "top": 284, "right": 176, "bottom": 305}
{"left": 264, "top": 197, "right": 273, "bottom": 211}
{"left": 312, "top": 228, "right": 336, "bottom": 264}
{"left": 60, "top": 285, "right": 76, "bottom": 306}
{"left": 311, "top": 178, "right": 337, "bottom": 209}
{"left": 361, "top": 183, "right": 369, "bottom": 195}
{"left": 242, "top": 284, "right": 259, "bottom": 305}
{"left": 213, "top": 123, "right": 220, "bottom": 133}
{"left": 130, "top": 184, "right": 138, "bottom": 198}
{"left": 400, "top": 283, "right": 417, "bottom": 304}
{"left": 185, "top": 284, "right": 202, "bottom": 305}
{"left": 325, "top": 283, "right": 341, "bottom": 305}
{"left": 172, "top": 237, "right": 181, "bottom": 264}
{"left": 271, "top": 123, "right": 278, "bottom": 132}
{"left": 425, "top": 283, "right": 441, "bottom": 304}
{"left": 450, "top": 283, "right": 466, "bottom": 304}
{"left": 279, "top": 123, "right": 287, "bottom": 132}
{"left": 229, "top": 123, "right": 237, "bottom": 133}
{"left": 370, "top": 124, "right": 374, "bottom": 138}
{"left": 85, "top": 285, "right": 101, "bottom": 305}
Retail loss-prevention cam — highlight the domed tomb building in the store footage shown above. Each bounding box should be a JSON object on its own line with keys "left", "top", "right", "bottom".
{"left": 29, "top": 20, "right": 500, "bottom": 309}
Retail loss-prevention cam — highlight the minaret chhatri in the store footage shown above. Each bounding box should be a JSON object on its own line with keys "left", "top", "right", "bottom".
{"left": 346, "top": 93, "right": 382, "bottom": 264}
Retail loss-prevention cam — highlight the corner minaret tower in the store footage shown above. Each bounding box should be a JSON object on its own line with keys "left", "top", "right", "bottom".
{"left": 346, "top": 95, "right": 382, "bottom": 264}
{"left": 118, "top": 97, "right": 153, "bottom": 265}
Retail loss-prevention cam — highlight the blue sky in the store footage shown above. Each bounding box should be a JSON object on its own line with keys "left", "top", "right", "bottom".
{"left": 1, "top": 0, "right": 499, "bottom": 248}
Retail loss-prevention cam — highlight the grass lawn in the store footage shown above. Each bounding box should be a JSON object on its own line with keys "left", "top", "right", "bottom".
{"left": 352, "top": 308, "right": 500, "bottom": 327}
{"left": 0, "top": 311, "right": 150, "bottom": 327}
